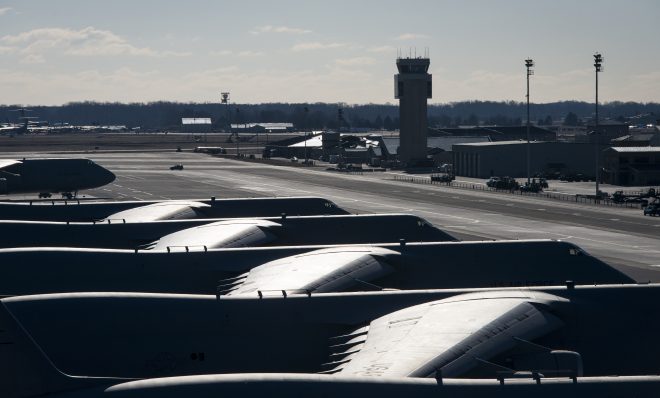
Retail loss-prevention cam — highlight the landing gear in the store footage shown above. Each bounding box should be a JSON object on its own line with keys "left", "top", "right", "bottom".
{"left": 38, "top": 192, "right": 52, "bottom": 198}
{"left": 61, "top": 191, "right": 77, "bottom": 200}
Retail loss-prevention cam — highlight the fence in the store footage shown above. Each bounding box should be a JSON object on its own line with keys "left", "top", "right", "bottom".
{"left": 392, "top": 175, "right": 648, "bottom": 209}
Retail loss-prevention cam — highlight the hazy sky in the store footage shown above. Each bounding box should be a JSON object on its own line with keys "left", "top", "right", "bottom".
{"left": 1, "top": 0, "right": 659, "bottom": 105}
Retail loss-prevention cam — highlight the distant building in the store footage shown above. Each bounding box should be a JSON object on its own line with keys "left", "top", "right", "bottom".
{"left": 230, "top": 123, "right": 294, "bottom": 133}
{"left": 181, "top": 118, "right": 212, "bottom": 125}
{"left": 610, "top": 133, "right": 660, "bottom": 147}
{"left": 431, "top": 126, "right": 556, "bottom": 142}
{"left": 452, "top": 141, "right": 597, "bottom": 178}
{"left": 602, "top": 147, "right": 660, "bottom": 186}
{"left": 181, "top": 118, "right": 212, "bottom": 132}
{"left": 581, "top": 121, "right": 628, "bottom": 143}
{"left": 545, "top": 125, "right": 587, "bottom": 142}
{"left": 395, "top": 57, "right": 432, "bottom": 164}
{"left": 382, "top": 135, "right": 490, "bottom": 166}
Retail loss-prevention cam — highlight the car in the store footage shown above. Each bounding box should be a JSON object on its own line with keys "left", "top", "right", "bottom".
{"left": 486, "top": 177, "right": 500, "bottom": 188}
{"left": 170, "top": 164, "right": 184, "bottom": 170}
{"left": 431, "top": 174, "right": 454, "bottom": 183}
{"left": 643, "top": 203, "right": 660, "bottom": 216}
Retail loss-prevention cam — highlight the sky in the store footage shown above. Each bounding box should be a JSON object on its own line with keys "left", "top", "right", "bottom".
{"left": 1, "top": 0, "right": 659, "bottom": 105}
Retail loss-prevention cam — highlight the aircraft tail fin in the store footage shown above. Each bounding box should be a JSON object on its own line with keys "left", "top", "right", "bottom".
{"left": 0, "top": 301, "right": 117, "bottom": 397}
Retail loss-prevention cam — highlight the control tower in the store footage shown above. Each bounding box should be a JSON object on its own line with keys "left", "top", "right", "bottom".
{"left": 394, "top": 57, "right": 432, "bottom": 164}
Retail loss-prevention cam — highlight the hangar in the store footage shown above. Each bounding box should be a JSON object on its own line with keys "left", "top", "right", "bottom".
{"left": 452, "top": 141, "right": 597, "bottom": 178}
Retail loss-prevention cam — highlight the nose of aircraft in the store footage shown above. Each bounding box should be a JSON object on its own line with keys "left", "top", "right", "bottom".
{"left": 103, "top": 168, "right": 116, "bottom": 185}
{"left": 98, "top": 165, "right": 116, "bottom": 186}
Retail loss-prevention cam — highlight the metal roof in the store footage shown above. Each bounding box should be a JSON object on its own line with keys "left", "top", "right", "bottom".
{"left": 231, "top": 123, "right": 293, "bottom": 129}
{"left": 608, "top": 146, "right": 660, "bottom": 153}
{"left": 382, "top": 136, "right": 490, "bottom": 154}
{"left": 181, "top": 118, "right": 211, "bottom": 125}
{"left": 453, "top": 140, "right": 543, "bottom": 147}
{"left": 289, "top": 135, "right": 323, "bottom": 148}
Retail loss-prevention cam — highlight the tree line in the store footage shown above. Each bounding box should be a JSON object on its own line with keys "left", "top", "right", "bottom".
{"left": 1, "top": 100, "right": 658, "bottom": 130}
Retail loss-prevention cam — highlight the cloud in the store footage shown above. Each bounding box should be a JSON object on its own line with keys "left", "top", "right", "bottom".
{"left": 237, "top": 50, "right": 264, "bottom": 57}
{"left": 335, "top": 56, "right": 376, "bottom": 66}
{"left": 0, "top": 45, "right": 14, "bottom": 54}
{"left": 395, "top": 33, "right": 429, "bottom": 41}
{"left": 209, "top": 50, "right": 264, "bottom": 57}
{"left": 250, "top": 25, "right": 311, "bottom": 35}
{"left": 0, "top": 63, "right": 386, "bottom": 105}
{"left": 291, "top": 42, "right": 346, "bottom": 52}
{"left": 20, "top": 54, "right": 44, "bottom": 64}
{"left": 1, "top": 27, "right": 191, "bottom": 59}
{"left": 367, "top": 45, "right": 395, "bottom": 53}
{"left": 0, "top": 7, "right": 11, "bottom": 16}
{"left": 209, "top": 50, "right": 233, "bottom": 56}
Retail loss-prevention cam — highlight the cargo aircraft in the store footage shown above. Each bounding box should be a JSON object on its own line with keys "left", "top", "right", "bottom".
{"left": 0, "top": 158, "right": 115, "bottom": 199}
{"left": 1, "top": 283, "right": 659, "bottom": 397}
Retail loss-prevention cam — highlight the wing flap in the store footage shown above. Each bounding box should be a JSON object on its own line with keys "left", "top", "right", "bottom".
{"left": 226, "top": 247, "right": 398, "bottom": 295}
{"left": 0, "top": 160, "right": 22, "bottom": 170}
{"left": 336, "top": 291, "right": 565, "bottom": 378}
{"left": 151, "top": 220, "right": 280, "bottom": 250}
{"left": 104, "top": 201, "right": 210, "bottom": 222}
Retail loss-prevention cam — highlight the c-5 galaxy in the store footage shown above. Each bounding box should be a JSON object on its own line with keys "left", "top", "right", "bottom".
{"left": 0, "top": 239, "right": 632, "bottom": 296}
{"left": 2, "top": 283, "right": 660, "bottom": 397}
{"left": 0, "top": 158, "right": 115, "bottom": 199}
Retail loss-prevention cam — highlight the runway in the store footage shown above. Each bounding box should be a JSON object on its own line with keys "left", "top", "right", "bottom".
{"left": 2, "top": 150, "right": 659, "bottom": 281}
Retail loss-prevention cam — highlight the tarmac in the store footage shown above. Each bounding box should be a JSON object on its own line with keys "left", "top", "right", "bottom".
{"left": 1, "top": 149, "right": 659, "bottom": 282}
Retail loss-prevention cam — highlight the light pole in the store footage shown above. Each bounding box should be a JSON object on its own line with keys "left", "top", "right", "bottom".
{"left": 304, "top": 106, "right": 309, "bottom": 166}
{"left": 525, "top": 58, "right": 534, "bottom": 185}
{"left": 235, "top": 107, "right": 240, "bottom": 157}
{"left": 594, "top": 52, "right": 603, "bottom": 197}
{"left": 221, "top": 91, "right": 231, "bottom": 146}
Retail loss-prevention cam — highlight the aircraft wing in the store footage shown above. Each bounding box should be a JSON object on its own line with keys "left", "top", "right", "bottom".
{"left": 0, "top": 160, "right": 22, "bottom": 170}
{"left": 151, "top": 219, "right": 280, "bottom": 250}
{"left": 331, "top": 291, "right": 566, "bottom": 378}
{"left": 224, "top": 246, "right": 398, "bottom": 295}
{"left": 104, "top": 201, "right": 210, "bottom": 222}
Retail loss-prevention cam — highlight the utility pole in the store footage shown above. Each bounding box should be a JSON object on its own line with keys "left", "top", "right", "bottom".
{"left": 525, "top": 58, "right": 534, "bottom": 185}
{"left": 594, "top": 52, "right": 603, "bottom": 198}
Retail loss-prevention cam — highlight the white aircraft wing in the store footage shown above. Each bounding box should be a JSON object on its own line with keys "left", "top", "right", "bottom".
{"left": 224, "top": 246, "right": 398, "bottom": 295}
{"left": 0, "top": 159, "right": 22, "bottom": 170}
{"left": 332, "top": 291, "right": 566, "bottom": 378}
{"left": 151, "top": 219, "right": 280, "bottom": 250}
{"left": 105, "top": 201, "right": 210, "bottom": 222}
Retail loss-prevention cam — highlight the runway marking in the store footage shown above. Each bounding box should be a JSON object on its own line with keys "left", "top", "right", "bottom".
{"left": 239, "top": 186, "right": 275, "bottom": 192}
{"left": 610, "top": 218, "right": 620, "bottom": 221}
{"left": 506, "top": 203, "right": 514, "bottom": 206}
{"left": 129, "top": 190, "right": 151, "bottom": 195}
{"left": 536, "top": 209, "right": 546, "bottom": 211}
